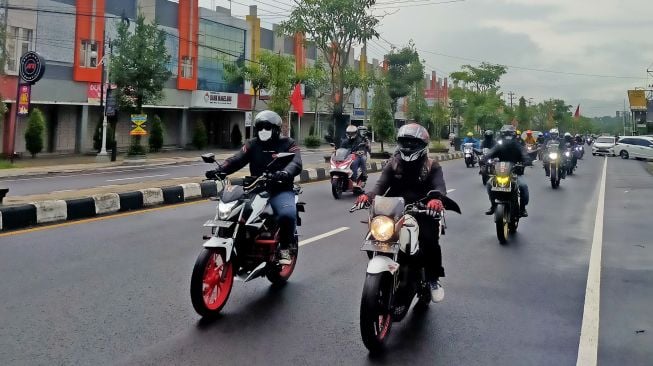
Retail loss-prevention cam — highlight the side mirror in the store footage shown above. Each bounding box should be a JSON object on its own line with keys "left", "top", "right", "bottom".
{"left": 427, "top": 190, "right": 442, "bottom": 199}
{"left": 201, "top": 153, "right": 216, "bottom": 164}
{"left": 329, "top": 143, "right": 336, "bottom": 147}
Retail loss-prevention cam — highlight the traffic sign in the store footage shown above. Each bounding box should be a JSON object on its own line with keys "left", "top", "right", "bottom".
{"left": 130, "top": 114, "right": 148, "bottom": 136}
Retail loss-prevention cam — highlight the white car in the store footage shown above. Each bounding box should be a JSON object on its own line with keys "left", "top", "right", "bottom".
{"left": 591, "top": 136, "right": 616, "bottom": 156}
{"left": 614, "top": 136, "right": 653, "bottom": 160}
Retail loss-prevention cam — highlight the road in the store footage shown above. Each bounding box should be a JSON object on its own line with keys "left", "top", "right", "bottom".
{"left": 0, "top": 156, "right": 651, "bottom": 365}
{"left": 0, "top": 150, "right": 329, "bottom": 197}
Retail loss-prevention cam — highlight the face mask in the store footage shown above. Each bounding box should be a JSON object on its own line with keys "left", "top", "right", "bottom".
{"left": 258, "top": 130, "right": 272, "bottom": 141}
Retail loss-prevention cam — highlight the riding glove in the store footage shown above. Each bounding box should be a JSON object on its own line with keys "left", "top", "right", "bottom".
{"left": 426, "top": 199, "right": 444, "bottom": 217}
{"left": 354, "top": 194, "right": 370, "bottom": 210}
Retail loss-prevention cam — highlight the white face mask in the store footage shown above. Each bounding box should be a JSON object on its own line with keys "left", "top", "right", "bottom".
{"left": 258, "top": 130, "right": 272, "bottom": 141}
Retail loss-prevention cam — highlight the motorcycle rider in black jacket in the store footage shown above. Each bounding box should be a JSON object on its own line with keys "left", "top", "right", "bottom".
{"left": 340, "top": 125, "right": 370, "bottom": 185}
{"left": 205, "top": 110, "right": 302, "bottom": 265}
{"left": 481, "top": 130, "right": 496, "bottom": 150}
{"left": 484, "top": 125, "right": 532, "bottom": 217}
{"left": 353, "top": 124, "right": 448, "bottom": 303}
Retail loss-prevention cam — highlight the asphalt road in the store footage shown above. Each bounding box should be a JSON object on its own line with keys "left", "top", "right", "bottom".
{"left": 0, "top": 150, "right": 329, "bottom": 196}
{"left": 1, "top": 156, "right": 651, "bottom": 365}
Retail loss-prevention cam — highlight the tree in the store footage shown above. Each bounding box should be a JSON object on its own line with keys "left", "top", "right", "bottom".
{"left": 430, "top": 101, "right": 450, "bottom": 140}
{"left": 450, "top": 62, "right": 507, "bottom": 93}
{"left": 280, "top": 0, "right": 379, "bottom": 145}
{"left": 299, "top": 58, "right": 330, "bottom": 137}
{"left": 24, "top": 108, "right": 46, "bottom": 158}
{"left": 111, "top": 13, "right": 172, "bottom": 156}
{"left": 93, "top": 120, "right": 115, "bottom": 152}
{"left": 224, "top": 55, "right": 271, "bottom": 137}
{"left": 386, "top": 42, "right": 424, "bottom": 114}
{"left": 515, "top": 97, "right": 531, "bottom": 130}
{"left": 149, "top": 115, "right": 164, "bottom": 152}
{"left": 192, "top": 121, "right": 208, "bottom": 150}
{"left": 261, "top": 52, "right": 296, "bottom": 126}
{"left": 407, "top": 82, "right": 430, "bottom": 127}
{"left": 370, "top": 78, "right": 394, "bottom": 152}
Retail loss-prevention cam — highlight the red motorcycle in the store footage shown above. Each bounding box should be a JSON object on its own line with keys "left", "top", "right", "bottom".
{"left": 329, "top": 143, "right": 367, "bottom": 199}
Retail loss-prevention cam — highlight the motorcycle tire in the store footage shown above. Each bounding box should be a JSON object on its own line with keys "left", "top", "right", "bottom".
{"left": 360, "top": 272, "right": 393, "bottom": 353}
{"left": 509, "top": 220, "right": 518, "bottom": 234}
{"left": 190, "top": 248, "right": 234, "bottom": 317}
{"left": 331, "top": 179, "right": 343, "bottom": 199}
{"left": 494, "top": 204, "right": 508, "bottom": 245}
{"left": 267, "top": 240, "right": 299, "bottom": 285}
{"left": 482, "top": 174, "right": 489, "bottom": 186}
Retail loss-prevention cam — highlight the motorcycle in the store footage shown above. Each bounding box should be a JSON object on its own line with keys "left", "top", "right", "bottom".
{"left": 463, "top": 143, "right": 477, "bottom": 168}
{"left": 546, "top": 144, "right": 566, "bottom": 189}
{"left": 574, "top": 144, "right": 585, "bottom": 160}
{"left": 329, "top": 143, "right": 367, "bottom": 199}
{"left": 565, "top": 145, "right": 576, "bottom": 175}
{"left": 477, "top": 148, "right": 491, "bottom": 185}
{"left": 489, "top": 161, "right": 523, "bottom": 244}
{"left": 351, "top": 192, "right": 461, "bottom": 353}
{"left": 190, "top": 153, "right": 305, "bottom": 317}
{"left": 526, "top": 143, "right": 539, "bottom": 161}
{"left": 586, "top": 137, "right": 593, "bottom": 146}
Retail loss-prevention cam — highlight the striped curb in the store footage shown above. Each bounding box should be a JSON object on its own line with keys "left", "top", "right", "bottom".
{"left": 0, "top": 154, "right": 465, "bottom": 232}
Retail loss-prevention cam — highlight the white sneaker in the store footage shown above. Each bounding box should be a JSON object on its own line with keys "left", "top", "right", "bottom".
{"left": 429, "top": 281, "right": 444, "bottom": 303}
{"left": 278, "top": 249, "right": 292, "bottom": 265}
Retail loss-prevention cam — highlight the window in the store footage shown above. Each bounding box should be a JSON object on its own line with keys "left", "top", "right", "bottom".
{"left": 619, "top": 138, "right": 634, "bottom": 145}
{"left": 5, "top": 27, "right": 33, "bottom": 73}
{"left": 80, "top": 40, "right": 98, "bottom": 68}
{"left": 181, "top": 56, "right": 193, "bottom": 78}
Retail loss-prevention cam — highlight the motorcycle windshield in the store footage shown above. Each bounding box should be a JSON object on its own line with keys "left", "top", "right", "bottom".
{"left": 220, "top": 184, "right": 245, "bottom": 203}
{"left": 333, "top": 148, "right": 351, "bottom": 161}
{"left": 373, "top": 196, "right": 405, "bottom": 219}
{"left": 495, "top": 161, "right": 514, "bottom": 176}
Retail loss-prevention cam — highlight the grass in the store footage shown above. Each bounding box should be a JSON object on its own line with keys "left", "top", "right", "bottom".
{"left": 0, "top": 160, "right": 15, "bottom": 169}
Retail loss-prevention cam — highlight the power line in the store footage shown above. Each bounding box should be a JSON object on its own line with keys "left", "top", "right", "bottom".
{"left": 375, "top": 0, "right": 465, "bottom": 9}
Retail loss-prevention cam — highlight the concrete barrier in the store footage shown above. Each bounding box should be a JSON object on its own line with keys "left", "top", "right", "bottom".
{"left": 0, "top": 204, "right": 37, "bottom": 231}
{"left": 180, "top": 183, "right": 202, "bottom": 200}
{"left": 300, "top": 170, "right": 310, "bottom": 182}
{"left": 118, "top": 192, "right": 144, "bottom": 212}
{"left": 93, "top": 193, "right": 121, "bottom": 215}
{"left": 140, "top": 188, "right": 164, "bottom": 207}
{"left": 307, "top": 169, "right": 318, "bottom": 180}
{"left": 32, "top": 200, "right": 67, "bottom": 224}
{"left": 66, "top": 198, "right": 96, "bottom": 220}
{"left": 162, "top": 186, "right": 184, "bottom": 204}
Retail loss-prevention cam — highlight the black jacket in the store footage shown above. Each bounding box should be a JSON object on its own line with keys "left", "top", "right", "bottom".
{"left": 485, "top": 138, "right": 531, "bottom": 165}
{"left": 220, "top": 137, "right": 302, "bottom": 180}
{"left": 341, "top": 135, "right": 369, "bottom": 154}
{"left": 481, "top": 138, "right": 496, "bottom": 150}
{"left": 371, "top": 154, "right": 447, "bottom": 204}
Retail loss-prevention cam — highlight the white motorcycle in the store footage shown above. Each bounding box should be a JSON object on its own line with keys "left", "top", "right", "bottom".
{"left": 463, "top": 143, "right": 477, "bottom": 168}
{"left": 190, "top": 153, "right": 305, "bottom": 317}
{"left": 351, "top": 191, "right": 461, "bottom": 353}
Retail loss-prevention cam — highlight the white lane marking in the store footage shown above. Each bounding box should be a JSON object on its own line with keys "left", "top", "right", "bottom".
{"left": 299, "top": 227, "right": 350, "bottom": 247}
{"left": 106, "top": 174, "right": 169, "bottom": 182}
{"left": 576, "top": 157, "right": 608, "bottom": 366}
{"left": 51, "top": 189, "right": 74, "bottom": 193}
{"left": 0, "top": 163, "right": 203, "bottom": 182}
{"left": 447, "top": 189, "right": 456, "bottom": 193}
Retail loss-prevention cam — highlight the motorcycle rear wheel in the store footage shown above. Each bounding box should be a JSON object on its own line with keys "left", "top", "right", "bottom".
{"left": 360, "top": 272, "right": 393, "bottom": 353}
{"left": 190, "top": 248, "right": 234, "bottom": 317}
{"left": 494, "top": 204, "right": 508, "bottom": 244}
{"left": 267, "top": 241, "right": 299, "bottom": 285}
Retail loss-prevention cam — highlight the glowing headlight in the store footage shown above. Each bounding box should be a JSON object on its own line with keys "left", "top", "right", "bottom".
{"left": 217, "top": 201, "right": 238, "bottom": 220}
{"left": 565, "top": 151, "right": 571, "bottom": 157}
{"left": 370, "top": 216, "right": 395, "bottom": 242}
{"left": 549, "top": 152, "right": 558, "bottom": 160}
{"left": 496, "top": 176, "right": 510, "bottom": 187}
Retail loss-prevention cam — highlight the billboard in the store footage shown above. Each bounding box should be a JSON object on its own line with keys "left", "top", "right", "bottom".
{"left": 627, "top": 89, "right": 647, "bottom": 111}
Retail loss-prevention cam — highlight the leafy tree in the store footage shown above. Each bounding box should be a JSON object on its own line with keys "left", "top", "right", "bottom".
{"left": 24, "top": 108, "right": 46, "bottom": 158}
{"left": 149, "top": 115, "right": 164, "bottom": 152}
{"left": 516, "top": 97, "right": 531, "bottom": 129}
{"left": 225, "top": 55, "right": 271, "bottom": 137}
{"left": 111, "top": 13, "right": 172, "bottom": 156}
{"left": 449, "top": 62, "right": 507, "bottom": 93}
{"left": 407, "top": 82, "right": 430, "bottom": 127}
{"left": 430, "top": 101, "right": 450, "bottom": 140}
{"left": 230, "top": 124, "right": 242, "bottom": 148}
{"left": 386, "top": 42, "right": 424, "bottom": 114}
{"left": 370, "top": 78, "right": 394, "bottom": 152}
{"left": 192, "top": 121, "right": 208, "bottom": 150}
{"left": 280, "top": 0, "right": 379, "bottom": 145}
{"left": 261, "top": 52, "right": 296, "bottom": 124}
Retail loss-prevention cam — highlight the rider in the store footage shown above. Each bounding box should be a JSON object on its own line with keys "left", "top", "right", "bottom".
{"left": 481, "top": 130, "right": 496, "bottom": 150}
{"left": 524, "top": 130, "right": 537, "bottom": 145}
{"left": 484, "top": 125, "right": 531, "bottom": 217}
{"left": 341, "top": 125, "right": 369, "bottom": 185}
{"left": 543, "top": 128, "right": 564, "bottom": 177}
{"left": 205, "top": 110, "right": 302, "bottom": 265}
{"left": 536, "top": 132, "right": 545, "bottom": 145}
{"left": 353, "top": 123, "right": 448, "bottom": 303}
{"left": 462, "top": 132, "right": 480, "bottom": 149}
{"left": 563, "top": 132, "right": 578, "bottom": 168}
{"left": 515, "top": 130, "right": 525, "bottom": 146}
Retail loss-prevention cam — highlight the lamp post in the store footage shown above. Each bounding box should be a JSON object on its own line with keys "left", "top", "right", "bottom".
{"left": 93, "top": 46, "right": 111, "bottom": 161}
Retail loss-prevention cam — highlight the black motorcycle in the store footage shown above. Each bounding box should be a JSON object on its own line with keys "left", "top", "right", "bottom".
{"left": 489, "top": 161, "right": 523, "bottom": 244}
{"left": 476, "top": 148, "right": 491, "bottom": 185}
{"left": 545, "top": 144, "right": 566, "bottom": 189}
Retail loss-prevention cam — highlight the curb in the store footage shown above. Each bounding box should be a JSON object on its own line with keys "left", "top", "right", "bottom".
{"left": 0, "top": 153, "right": 464, "bottom": 232}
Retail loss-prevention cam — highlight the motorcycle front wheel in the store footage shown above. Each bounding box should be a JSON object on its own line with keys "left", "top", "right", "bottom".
{"left": 331, "top": 178, "right": 343, "bottom": 199}
{"left": 551, "top": 167, "right": 559, "bottom": 189}
{"left": 482, "top": 173, "right": 489, "bottom": 186}
{"left": 360, "top": 272, "right": 393, "bottom": 353}
{"left": 494, "top": 204, "right": 508, "bottom": 244}
{"left": 190, "top": 248, "right": 234, "bottom": 317}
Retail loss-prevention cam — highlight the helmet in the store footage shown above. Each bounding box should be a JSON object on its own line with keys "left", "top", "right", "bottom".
{"left": 537, "top": 132, "right": 543, "bottom": 137}
{"left": 484, "top": 130, "right": 494, "bottom": 138}
{"left": 516, "top": 130, "right": 522, "bottom": 135}
{"left": 526, "top": 130, "right": 532, "bottom": 136}
{"left": 500, "top": 125, "right": 516, "bottom": 139}
{"left": 467, "top": 132, "right": 473, "bottom": 137}
{"left": 396, "top": 123, "right": 430, "bottom": 162}
{"left": 346, "top": 125, "right": 358, "bottom": 140}
{"left": 254, "top": 110, "right": 282, "bottom": 142}
{"left": 550, "top": 128, "right": 559, "bottom": 139}
{"left": 357, "top": 125, "right": 369, "bottom": 137}
{"left": 564, "top": 132, "right": 572, "bottom": 137}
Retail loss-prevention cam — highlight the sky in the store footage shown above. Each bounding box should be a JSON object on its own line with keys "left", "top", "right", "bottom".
{"left": 202, "top": 0, "right": 653, "bottom": 117}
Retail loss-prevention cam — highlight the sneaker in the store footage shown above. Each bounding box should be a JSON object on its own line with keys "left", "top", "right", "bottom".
{"left": 429, "top": 281, "right": 444, "bottom": 303}
{"left": 485, "top": 205, "right": 496, "bottom": 215}
{"left": 520, "top": 208, "right": 529, "bottom": 217}
{"left": 278, "top": 249, "right": 292, "bottom": 265}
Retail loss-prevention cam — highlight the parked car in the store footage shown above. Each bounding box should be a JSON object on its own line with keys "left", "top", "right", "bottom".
{"left": 614, "top": 136, "right": 653, "bottom": 160}
{"left": 591, "top": 136, "right": 616, "bottom": 156}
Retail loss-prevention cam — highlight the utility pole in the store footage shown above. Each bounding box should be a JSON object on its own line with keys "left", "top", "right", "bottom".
{"left": 507, "top": 91, "right": 515, "bottom": 108}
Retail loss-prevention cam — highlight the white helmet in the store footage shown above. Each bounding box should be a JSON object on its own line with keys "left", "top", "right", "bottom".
{"left": 564, "top": 132, "right": 572, "bottom": 137}
{"left": 345, "top": 125, "right": 357, "bottom": 140}
{"left": 396, "top": 123, "right": 430, "bottom": 162}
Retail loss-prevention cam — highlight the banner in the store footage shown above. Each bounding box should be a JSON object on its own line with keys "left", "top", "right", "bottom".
{"left": 627, "top": 90, "right": 647, "bottom": 111}
{"left": 17, "top": 84, "right": 31, "bottom": 115}
{"left": 130, "top": 114, "right": 148, "bottom": 136}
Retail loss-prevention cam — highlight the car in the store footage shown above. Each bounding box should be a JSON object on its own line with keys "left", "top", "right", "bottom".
{"left": 592, "top": 136, "right": 616, "bottom": 156}
{"left": 614, "top": 136, "right": 653, "bottom": 160}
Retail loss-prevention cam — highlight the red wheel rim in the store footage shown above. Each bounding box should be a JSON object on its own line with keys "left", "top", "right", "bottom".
{"left": 377, "top": 314, "right": 392, "bottom": 340}
{"left": 278, "top": 253, "right": 297, "bottom": 278}
{"left": 202, "top": 252, "right": 233, "bottom": 310}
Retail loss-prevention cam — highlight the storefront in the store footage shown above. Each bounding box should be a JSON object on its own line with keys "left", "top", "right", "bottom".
{"left": 190, "top": 90, "right": 252, "bottom": 148}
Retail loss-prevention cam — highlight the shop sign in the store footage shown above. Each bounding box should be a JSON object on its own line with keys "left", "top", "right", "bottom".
{"left": 245, "top": 111, "right": 253, "bottom": 127}
{"left": 130, "top": 114, "right": 147, "bottom": 136}
{"left": 17, "top": 84, "right": 31, "bottom": 115}
{"left": 20, "top": 51, "right": 46, "bottom": 84}
{"left": 191, "top": 90, "right": 238, "bottom": 109}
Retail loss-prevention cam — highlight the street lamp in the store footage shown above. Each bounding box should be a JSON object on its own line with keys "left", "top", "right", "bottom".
{"left": 92, "top": 49, "right": 111, "bottom": 161}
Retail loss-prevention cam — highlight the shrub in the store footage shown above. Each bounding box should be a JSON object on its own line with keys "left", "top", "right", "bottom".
{"left": 148, "top": 115, "right": 164, "bottom": 152}
{"left": 25, "top": 108, "right": 46, "bottom": 158}
{"left": 230, "top": 124, "right": 242, "bottom": 147}
{"left": 304, "top": 135, "right": 321, "bottom": 148}
{"left": 192, "top": 121, "right": 208, "bottom": 150}
{"left": 92, "top": 119, "right": 115, "bottom": 152}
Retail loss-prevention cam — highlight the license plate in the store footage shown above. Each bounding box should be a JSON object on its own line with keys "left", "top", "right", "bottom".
{"left": 361, "top": 240, "right": 399, "bottom": 254}
{"left": 491, "top": 186, "right": 511, "bottom": 192}
{"left": 203, "top": 219, "right": 234, "bottom": 228}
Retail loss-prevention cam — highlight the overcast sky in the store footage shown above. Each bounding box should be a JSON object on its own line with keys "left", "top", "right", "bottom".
{"left": 204, "top": 0, "right": 653, "bottom": 117}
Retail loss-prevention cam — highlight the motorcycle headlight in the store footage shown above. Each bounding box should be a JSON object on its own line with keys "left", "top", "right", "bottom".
{"left": 496, "top": 176, "right": 510, "bottom": 187}
{"left": 565, "top": 151, "right": 571, "bottom": 157}
{"left": 370, "top": 216, "right": 395, "bottom": 242}
{"left": 217, "top": 201, "right": 238, "bottom": 220}
{"left": 549, "top": 152, "right": 558, "bottom": 160}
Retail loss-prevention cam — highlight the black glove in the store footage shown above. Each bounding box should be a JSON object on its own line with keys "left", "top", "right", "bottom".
{"left": 205, "top": 169, "right": 220, "bottom": 179}
{"left": 271, "top": 170, "right": 291, "bottom": 183}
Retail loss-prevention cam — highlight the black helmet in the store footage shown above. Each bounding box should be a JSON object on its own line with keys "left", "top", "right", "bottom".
{"left": 346, "top": 125, "right": 358, "bottom": 140}
{"left": 500, "top": 125, "right": 516, "bottom": 139}
{"left": 484, "top": 130, "right": 494, "bottom": 139}
{"left": 396, "top": 123, "right": 430, "bottom": 162}
{"left": 254, "top": 110, "right": 282, "bottom": 142}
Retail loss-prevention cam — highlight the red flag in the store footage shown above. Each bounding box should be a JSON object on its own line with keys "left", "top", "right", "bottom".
{"left": 290, "top": 84, "right": 304, "bottom": 117}
{"left": 574, "top": 104, "right": 580, "bottom": 119}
